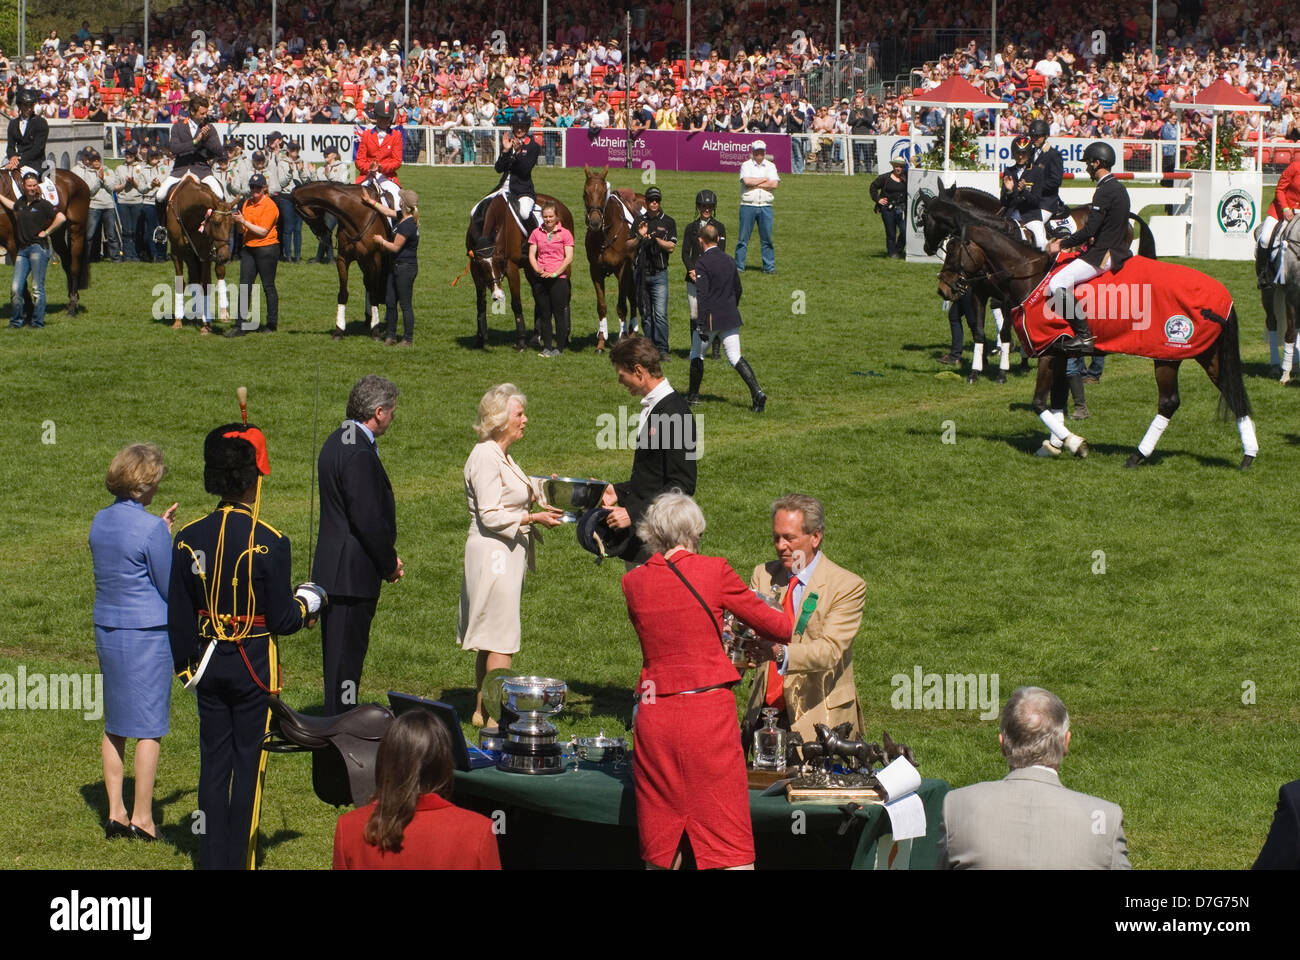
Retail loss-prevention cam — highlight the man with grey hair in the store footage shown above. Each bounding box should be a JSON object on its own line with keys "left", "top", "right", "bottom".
{"left": 742, "top": 494, "right": 865, "bottom": 747}
{"left": 937, "top": 686, "right": 1131, "bottom": 869}
{"left": 312, "top": 375, "right": 402, "bottom": 714}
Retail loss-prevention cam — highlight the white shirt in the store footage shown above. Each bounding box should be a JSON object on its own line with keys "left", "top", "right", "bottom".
{"left": 638, "top": 379, "right": 674, "bottom": 439}
{"left": 739, "top": 157, "right": 779, "bottom": 205}
{"left": 777, "top": 549, "right": 822, "bottom": 674}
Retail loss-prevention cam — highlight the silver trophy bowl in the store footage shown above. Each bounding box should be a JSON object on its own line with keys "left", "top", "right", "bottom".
{"left": 571, "top": 731, "right": 627, "bottom": 765}
{"left": 498, "top": 676, "right": 568, "bottom": 775}
{"left": 531, "top": 476, "right": 608, "bottom": 523}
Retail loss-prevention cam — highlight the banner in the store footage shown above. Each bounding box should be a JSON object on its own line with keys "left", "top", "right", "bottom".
{"left": 878, "top": 136, "right": 1126, "bottom": 176}
{"left": 222, "top": 123, "right": 367, "bottom": 163}
{"left": 564, "top": 129, "right": 790, "bottom": 173}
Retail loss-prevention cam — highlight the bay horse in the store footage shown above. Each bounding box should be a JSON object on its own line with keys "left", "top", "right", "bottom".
{"left": 938, "top": 221, "right": 1257, "bottom": 469}
{"left": 582, "top": 166, "right": 645, "bottom": 352}
{"left": 292, "top": 181, "right": 390, "bottom": 339}
{"left": 919, "top": 184, "right": 1157, "bottom": 383}
{"left": 0, "top": 169, "right": 91, "bottom": 315}
{"left": 164, "top": 177, "right": 234, "bottom": 334}
{"left": 462, "top": 190, "right": 575, "bottom": 349}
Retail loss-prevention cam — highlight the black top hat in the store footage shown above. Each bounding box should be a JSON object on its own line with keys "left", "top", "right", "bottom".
{"left": 576, "top": 508, "right": 634, "bottom": 564}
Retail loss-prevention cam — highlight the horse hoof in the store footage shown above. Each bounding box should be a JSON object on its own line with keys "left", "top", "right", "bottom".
{"left": 1124, "top": 453, "right": 1146, "bottom": 468}
{"left": 171, "top": 318, "right": 183, "bottom": 330}
{"left": 994, "top": 372, "right": 1007, "bottom": 384}
{"left": 473, "top": 336, "right": 486, "bottom": 350}
{"left": 200, "top": 324, "right": 212, "bottom": 336}
{"left": 1034, "top": 440, "right": 1062, "bottom": 457}
{"left": 1074, "top": 440, "right": 1089, "bottom": 458}
{"left": 331, "top": 329, "right": 343, "bottom": 340}
{"left": 514, "top": 339, "right": 527, "bottom": 352}
{"left": 1240, "top": 455, "right": 1255, "bottom": 470}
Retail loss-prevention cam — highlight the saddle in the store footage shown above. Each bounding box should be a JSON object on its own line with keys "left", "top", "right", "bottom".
{"left": 262, "top": 697, "right": 395, "bottom": 806}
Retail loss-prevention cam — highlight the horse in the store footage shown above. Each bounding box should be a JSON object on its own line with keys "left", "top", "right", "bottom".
{"left": 462, "top": 190, "right": 575, "bottom": 349}
{"left": 1257, "top": 218, "right": 1300, "bottom": 383}
{"left": 164, "top": 177, "right": 234, "bottom": 334}
{"left": 292, "top": 181, "right": 391, "bottom": 339}
{"left": 582, "top": 165, "right": 645, "bottom": 352}
{"left": 0, "top": 169, "right": 92, "bottom": 315}
{"left": 938, "top": 221, "right": 1257, "bottom": 469}
{"left": 919, "top": 184, "right": 1157, "bottom": 383}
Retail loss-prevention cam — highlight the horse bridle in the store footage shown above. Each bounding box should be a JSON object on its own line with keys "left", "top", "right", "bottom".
{"left": 940, "top": 235, "right": 1047, "bottom": 301}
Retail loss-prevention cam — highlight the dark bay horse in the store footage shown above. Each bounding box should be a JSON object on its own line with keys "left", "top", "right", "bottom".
{"left": 920, "top": 183, "right": 1157, "bottom": 383}
{"left": 938, "top": 222, "right": 1256, "bottom": 469}
{"left": 0, "top": 169, "right": 91, "bottom": 315}
{"left": 462, "top": 191, "right": 574, "bottom": 349}
{"left": 292, "top": 181, "right": 390, "bottom": 339}
{"left": 582, "top": 166, "right": 644, "bottom": 352}
{"left": 165, "top": 178, "right": 233, "bottom": 334}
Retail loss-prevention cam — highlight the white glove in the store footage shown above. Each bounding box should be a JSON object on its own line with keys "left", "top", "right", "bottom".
{"left": 295, "top": 586, "right": 322, "bottom": 613}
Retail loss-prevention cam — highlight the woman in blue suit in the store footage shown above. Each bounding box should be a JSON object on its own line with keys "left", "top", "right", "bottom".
{"left": 88, "top": 444, "right": 178, "bottom": 841}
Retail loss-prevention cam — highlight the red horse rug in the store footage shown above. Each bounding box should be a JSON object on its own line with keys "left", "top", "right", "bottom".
{"left": 1011, "top": 255, "right": 1234, "bottom": 358}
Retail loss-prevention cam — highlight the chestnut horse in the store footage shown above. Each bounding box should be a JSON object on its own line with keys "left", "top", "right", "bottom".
{"left": 0, "top": 169, "right": 91, "bottom": 315}
{"left": 292, "top": 181, "right": 391, "bottom": 339}
{"left": 463, "top": 191, "right": 574, "bottom": 349}
{"left": 582, "top": 166, "right": 645, "bottom": 352}
{"left": 165, "top": 178, "right": 234, "bottom": 334}
{"left": 938, "top": 221, "right": 1256, "bottom": 469}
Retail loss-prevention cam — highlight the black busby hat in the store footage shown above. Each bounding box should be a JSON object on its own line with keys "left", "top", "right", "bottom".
{"left": 576, "top": 507, "right": 634, "bottom": 564}
{"left": 203, "top": 423, "right": 270, "bottom": 498}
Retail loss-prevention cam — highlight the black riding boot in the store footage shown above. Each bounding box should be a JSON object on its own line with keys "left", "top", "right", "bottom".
{"left": 734, "top": 356, "right": 766, "bottom": 413}
{"left": 1257, "top": 245, "right": 1275, "bottom": 290}
{"left": 153, "top": 198, "right": 169, "bottom": 245}
{"left": 687, "top": 357, "right": 704, "bottom": 405}
{"left": 1068, "top": 374, "right": 1089, "bottom": 420}
{"left": 1057, "top": 289, "right": 1095, "bottom": 351}
{"left": 514, "top": 316, "right": 528, "bottom": 351}
{"left": 711, "top": 337, "right": 721, "bottom": 360}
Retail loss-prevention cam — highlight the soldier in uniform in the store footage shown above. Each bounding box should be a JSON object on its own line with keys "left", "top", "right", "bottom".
{"left": 169, "top": 419, "right": 325, "bottom": 869}
{"left": 154, "top": 93, "right": 227, "bottom": 244}
{"left": 73, "top": 147, "right": 124, "bottom": 262}
{"left": 681, "top": 189, "right": 727, "bottom": 361}
{"left": 1047, "top": 141, "right": 1131, "bottom": 351}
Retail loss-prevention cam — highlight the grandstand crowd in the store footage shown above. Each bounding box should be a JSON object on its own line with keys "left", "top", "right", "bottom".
{"left": 0, "top": 0, "right": 1297, "bottom": 166}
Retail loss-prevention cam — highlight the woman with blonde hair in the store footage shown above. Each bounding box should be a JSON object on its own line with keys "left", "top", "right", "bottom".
{"left": 457, "top": 385, "right": 563, "bottom": 725}
{"left": 88, "top": 443, "right": 178, "bottom": 841}
{"left": 369, "top": 188, "right": 421, "bottom": 346}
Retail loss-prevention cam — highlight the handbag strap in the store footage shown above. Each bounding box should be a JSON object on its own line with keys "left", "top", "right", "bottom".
{"left": 664, "top": 555, "right": 724, "bottom": 645}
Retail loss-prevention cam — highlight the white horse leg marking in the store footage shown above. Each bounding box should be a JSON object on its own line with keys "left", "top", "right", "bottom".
{"left": 972, "top": 341, "right": 984, "bottom": 372}
{"left": 336, "top": 303, "right": 347, "bottom": 329}
{"left": 370, "top": 303, "right": 380, "bottom": 328}
{"left": 1137, "top": 414, "right": 1171, "bottom": 457}
{"left": 217, "top": 277, "right": 229, "bottom": 319}
{"left": 1238, "top": 416, "right": 1259, "bottom": 457}
{"left": 1282, "top": 341, "right": 1293, "bottom": 384}
{"left": 598, "top": 317, "right": 608, "bottom": 337}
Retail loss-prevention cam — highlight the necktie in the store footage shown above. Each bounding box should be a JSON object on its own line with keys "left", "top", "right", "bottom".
{"left": 764, "top": 579, "right": 795, "bottom": 710}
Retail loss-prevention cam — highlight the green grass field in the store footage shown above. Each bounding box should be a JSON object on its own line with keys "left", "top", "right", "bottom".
{"left": 1, "top": 166, "right": 1296, "bottom": 870}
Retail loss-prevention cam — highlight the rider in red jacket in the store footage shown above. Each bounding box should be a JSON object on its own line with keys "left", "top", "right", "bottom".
{"left": 1258, "top": 157, "right": 1300, "bottom": 288}
{"left": 354, "top": 99, "right": 403, "bottom": 214}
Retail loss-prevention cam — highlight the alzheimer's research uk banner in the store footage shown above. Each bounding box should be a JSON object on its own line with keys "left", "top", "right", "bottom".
{"left": 564, "top": 129, "right": 791, "bottom": 173}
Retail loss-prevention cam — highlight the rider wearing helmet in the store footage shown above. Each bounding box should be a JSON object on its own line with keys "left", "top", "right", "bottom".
{"left": 5, "top": 87, "right": 58, "bottom": 206}
{"left": 1026, "top": 117, "right": 1068, "bottom": 230}
{"left": 494, "top": 113, "right": 542, "bottom": 229}
{"left": 682, "top": 189, "right": 730, "bottom": 379}
{"left": 1001, "top": 135, "right": 1049, "bottom": 249}
{"left": 1047, "top": 141, "right": 1130, "bottom": 351}
{"left": 354, "top": 98, "right": 403, "bottom": 216}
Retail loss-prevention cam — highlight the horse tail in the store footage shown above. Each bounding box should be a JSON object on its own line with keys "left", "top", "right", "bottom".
{"left": 1213, "top": 304, "right": 1252, "bottom": 421}
{"left": 1130, "top": 213, "right": 1157, "bottom": 259}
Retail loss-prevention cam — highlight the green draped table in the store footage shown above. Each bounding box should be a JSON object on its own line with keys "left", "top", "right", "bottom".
{"left": 454, "top": 760, "right": 950, "bottom": 869}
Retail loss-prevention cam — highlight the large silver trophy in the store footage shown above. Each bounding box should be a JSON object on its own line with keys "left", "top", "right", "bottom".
{"left": 498, "top": 676, "right": 568, "bottom": 775}
{"left": 531, "top": 476, "right": 608, "bottom": 523}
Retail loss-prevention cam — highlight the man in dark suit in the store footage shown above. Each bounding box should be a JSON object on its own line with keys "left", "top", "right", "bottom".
{"left": 312, "top": 375, "right": 402, "bottom": 714}
{"left": 1253, "top": 779, "right": 1300, "bottom": 869}
{"left": 687, "top": 223, "right": 766, "bottom": 412}
{"left": 601, "top": 336, "right": 698, "bottom": 565}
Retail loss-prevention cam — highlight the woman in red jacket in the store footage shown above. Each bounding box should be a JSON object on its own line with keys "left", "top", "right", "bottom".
{"left": 622, "top": 492, "right": 791, "bottom": 869}
{"left": 332, "top": 710, "right": 501, "bottom": 869}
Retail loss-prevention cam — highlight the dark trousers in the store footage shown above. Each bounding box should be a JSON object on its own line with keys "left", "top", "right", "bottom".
{"left": 118, "top": 203, "right": 143, "bottom": 260}
{"left": 881, "top": 207, "right": 906, "bottom": 256}
{"left": 195, "top": 637, "right": 273, "bottom": 869}
{"left": 315, "top": 212, "right": 338, "bottom": 261}
{"left": 948, "top": 294, "right": 979, "bottom": 354}
{"left": 140, "top": 205, "right": 166, "bottom": 260}
{"left": 533, "top": 275, "right": 571, "bottom": 349}
{"left": 239, "top": 245, "right": 279, "bottom": 329}
{"left": 384, "top": 260, "right": 418, "bottom": 341}
{"left": 274, "top": 195, "right": 300, "bottom": 259}
{"left": 321, "top": 597, "right": 378, "bottom": 715}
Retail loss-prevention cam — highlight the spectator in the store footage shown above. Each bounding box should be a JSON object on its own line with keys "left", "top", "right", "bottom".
{"left": 332, "top": 710, "right": 501, "bottom": 869}
{"left": 735, "top": 140, "right": 779, "bottom": 274}
{"left": 870, "top": 157, "right": 908, "bottom": 258}
{"left": 527, "top": 201, "right": 575, "bottom": 356}
{"left": 89, "top": 444, "right": 178, "bottom": 842}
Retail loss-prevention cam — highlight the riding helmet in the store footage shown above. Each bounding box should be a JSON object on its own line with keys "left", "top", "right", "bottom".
{"left": 1028, "top": 118, "right": 1050, "bottom": 139}
{"left": 695, "top": 189, "right": 718, "bottom": 209}
{"left": 1011, "top": 134, "right": 1033, "bottom": 157}
{"left": 645, "top": 186, "right": 662, "bottom": 202}
{"left": 511, "top": 114, "right": 531, "bottom": 131}
{"left": 15, "top": 87, "right": 37, "bottom": 108}
{"left": 1082, "top": 141, "right": 1116, "bottom": 169}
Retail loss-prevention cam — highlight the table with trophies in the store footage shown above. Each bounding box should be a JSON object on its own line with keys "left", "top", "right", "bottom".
{"left": 455, "top": 672, "right": 951, "bottom": 870}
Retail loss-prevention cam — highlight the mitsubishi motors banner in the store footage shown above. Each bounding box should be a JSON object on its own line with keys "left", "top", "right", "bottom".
{"left": 564, "top": 129, "right": 790, "bottom": 173}
{"left": 221, "top": 123, "right": 367, "bottom": 163}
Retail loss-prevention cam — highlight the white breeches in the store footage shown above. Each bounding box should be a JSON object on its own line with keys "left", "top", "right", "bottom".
{"left": 1047, "top": 256, "right": 1104, "bottom": 295}
{"left": 690, "top": 327, "right": 741, "bottom": 364}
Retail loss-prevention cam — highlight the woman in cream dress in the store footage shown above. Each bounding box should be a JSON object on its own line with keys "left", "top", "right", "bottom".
{"left": 458, "top": 384, "right": 563, "bottom": 725}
